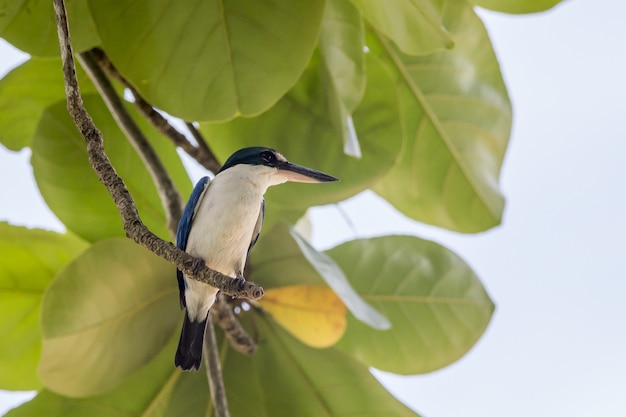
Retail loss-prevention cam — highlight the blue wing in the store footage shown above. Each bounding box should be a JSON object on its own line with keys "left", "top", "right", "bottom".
{"left": 176, "top": 176, "right": 210, "bottom": 309}
{"left": 247, "top": 199, "right": 265, "bottom": 257}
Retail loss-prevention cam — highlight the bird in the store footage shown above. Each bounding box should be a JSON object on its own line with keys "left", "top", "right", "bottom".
{"left": 174, "top": 146, "right": 337, "bottom": 370}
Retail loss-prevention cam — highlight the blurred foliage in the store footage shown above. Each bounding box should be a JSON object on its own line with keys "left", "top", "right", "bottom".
{"left": 0, "top": 0, "right": 556, "bottom": 414}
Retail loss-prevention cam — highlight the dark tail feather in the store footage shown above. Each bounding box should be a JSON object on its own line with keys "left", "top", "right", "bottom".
{"left": 175, "top": 312, "right": 208, "bottom": 371}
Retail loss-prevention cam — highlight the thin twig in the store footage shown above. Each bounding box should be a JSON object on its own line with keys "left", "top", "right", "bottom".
{"left": 185, "top": 122, "right": 221, "bottom": 172}
{"left": 52, "top": 0, "right": 264, "bottom": 300}
{"left": 91, "top": 48, "right": 222, "bottom": 175}
{"left": 213, "top": 294, "right": 256, "bottom": 355}
{"left": 204, "top": 314, "right": 230, "bottom": 417}
{"left": 77, "top": 50, "right": 183, "bottom": 238}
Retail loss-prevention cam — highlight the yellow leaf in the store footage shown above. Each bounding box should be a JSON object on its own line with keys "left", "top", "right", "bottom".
{"left": 259, "top": 285, "right": 347, "bottom": 348}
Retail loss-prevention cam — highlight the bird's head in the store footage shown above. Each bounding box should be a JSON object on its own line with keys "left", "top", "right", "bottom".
{"left": 218, "top": 147, "right": 338, "bottom": 185}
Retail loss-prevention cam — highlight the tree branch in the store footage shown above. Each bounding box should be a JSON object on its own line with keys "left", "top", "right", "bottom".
{"left": 90, "top": 48, "right": 222, "bottom": 175}
{"left": 77, "top": 50, "right": 183, "bottom": 238}
{"left": 52, "top": 0, "right": 263, "bottom": 299}
{"left": 204, "top": 315, "right": 230, "bottom": 417}
{"left": 212, "top": 294, "right": 256, "bottom": 355}
{"left": 185, "top": 121, "right": 221, "bottom": 171}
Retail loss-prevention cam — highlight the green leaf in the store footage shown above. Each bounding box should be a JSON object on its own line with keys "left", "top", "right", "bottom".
{"left": 88, "top": 0, "right": 325, "bottom": 121}
{"left": 202, "top": 45, "right": 402, "bottom": 224}
{"left": 0, "top": 223, "right": 87, "bottom": 390}
{"left": 223, "top": 313, "right": 420, "bottom": 417}
{"left": 371, "top": 1, "right": 512, "bottom": 232}
{"left": 0, "top": 0, "right": 99, "bottom": 57}
{"left": 0, "top": 57, "right": 96, "bottom": 151}
{"left": 249, "top": 222, "right": 324, "bottom": 290}
{"left": 8, "top": 335, "right": 210, "bottom": 417}
{"left": 38, "top": 238, "right": 179, "bottom": 397}
{"left": 321, "top": 0, "right": 365, "bottom": 117}
{"left": 31, "top": 94, "right": 191, "bottom": 242}
{"left": 349, "top": 0, "right": 453, "bottom": 55}
{"left": 469, "top": 0, "right": 562, "bottom": 14}
{"left": 327, "top": 235, "right": 494, "bottom": 374}
{"left": 290, "top": 227, "right": 390, "bottom": 331}
{"left": 319, "top": 0, "right": 365, "bottom": 157}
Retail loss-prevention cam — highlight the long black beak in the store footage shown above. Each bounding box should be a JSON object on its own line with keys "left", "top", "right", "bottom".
{"left": 277, "top": 161, "right": 338, "bottom": 183}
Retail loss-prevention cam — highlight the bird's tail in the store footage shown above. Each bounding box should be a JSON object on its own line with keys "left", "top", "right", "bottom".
{"left": 175, "top": 311, "right": 208, "bottom": 371}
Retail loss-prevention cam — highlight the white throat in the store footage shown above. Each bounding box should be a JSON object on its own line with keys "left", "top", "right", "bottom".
{"left": 216, "top": 164, "right": 287, "bottom": 193}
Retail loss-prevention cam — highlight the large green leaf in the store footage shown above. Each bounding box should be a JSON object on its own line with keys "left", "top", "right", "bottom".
{"left": 8, "top": 335, "right": 210, "bottom": 417}
{"left": 202, "top": 47, "right": 402, "bottom": 226}
{"left": 327, "top": 236, "right": 494, "bottom": 374}
{"left": 31, "top": 94, "right": 191, "bottom": 242}
{"left": 349, "top": 0, "right": 452, "bottom": 55}
{"left": 0, "top": 57, "right": 96, "bottom": 151}
{"left": 0, "top": 0, "right": 99, "bottom": 57}
{"left": 38, "top": 238, "right": 179, "bottom": 397}
{"left": 319, "top": 0, "right": 365, "bottom": 157}
{"left": 0, "top": 223, "right": 87, "bottom": 390}
{"left": 470, "top": 0, "right": 562, "bottom": 14}
{"left": 290, "top": 227, "right": 390, "bottom": 330}
{"left": 223, "top": 313, "right": 420, "bottom": 417}
{"left": 88, "top": 0, "right": 325, "bottom": 121}
{"left": 371, "top": 0, "right": 512, "bottom": 232}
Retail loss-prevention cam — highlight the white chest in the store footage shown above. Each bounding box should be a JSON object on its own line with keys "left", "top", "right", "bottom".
{"left": 185, "top": 166, "right": 269, "bottom": 276}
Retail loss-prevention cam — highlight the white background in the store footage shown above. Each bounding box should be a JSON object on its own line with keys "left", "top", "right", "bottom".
{"left": 1, "top": 1, "right": 626, "bottom": 416}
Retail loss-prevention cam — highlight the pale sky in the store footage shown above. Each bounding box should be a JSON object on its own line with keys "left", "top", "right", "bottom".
{"left": 2, "top": 1, "right": 626, "bottom": 416}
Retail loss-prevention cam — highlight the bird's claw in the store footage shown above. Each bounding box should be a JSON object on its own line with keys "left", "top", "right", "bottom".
{"left": 191, "top": 258, "right": 206, "bottom": 276}
{"left": 233, "top": 277, "right": 246, "bottom": 292}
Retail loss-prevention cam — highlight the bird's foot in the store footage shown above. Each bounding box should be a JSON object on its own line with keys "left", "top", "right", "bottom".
{"left": 233, "top": 276, "right": 246, "bottom": 293}
{"left": 191, "top": 258, "right": 206, "bottom": 276}
{"left": 233, "top": 270, "right": 246, "bottom": 292}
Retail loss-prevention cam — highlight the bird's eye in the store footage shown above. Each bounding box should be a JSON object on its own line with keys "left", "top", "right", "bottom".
{"left": 261, "top": 151, "right": 276, "bottom": 166}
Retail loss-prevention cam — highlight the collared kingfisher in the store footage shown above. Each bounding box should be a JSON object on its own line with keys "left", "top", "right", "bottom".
{"left": 175, "top": 146, "right": 337, "bottom": 370}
